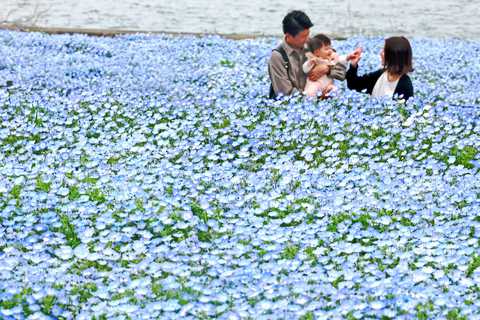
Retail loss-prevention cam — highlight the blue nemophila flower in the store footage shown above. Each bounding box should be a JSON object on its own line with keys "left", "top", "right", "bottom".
{"left": 0, "top": 30, "right": 479, "bottom": 319}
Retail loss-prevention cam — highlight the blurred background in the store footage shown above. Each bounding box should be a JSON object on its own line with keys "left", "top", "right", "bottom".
{"left": 2, "top": 0, "right": 479, "bottom": 39}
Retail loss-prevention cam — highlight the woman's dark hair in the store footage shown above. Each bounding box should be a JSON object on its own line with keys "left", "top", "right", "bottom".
{"left": 307, "top": 34, "right": 331, "bottom": 52}
{"left": 282, "top": 11, "right": 313, "bottom": 36}
{"left": 384, "top": 36, "right": 414, "bottom": 76}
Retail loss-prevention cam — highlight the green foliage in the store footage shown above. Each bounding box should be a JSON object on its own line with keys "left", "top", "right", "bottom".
{"left": 300, "top": 312, "right": 314, "bottom": 320}
{"left": 332, "top": 275, "right": 345, "bottom": 289}
{"left": 450, "top": 146, "right": 478, "bottom": 169}
{"left": 327, "top": 212, "right": 350, "bottom": 232}
{"left": 212, "top": 117, "right": 231, "bottom": 129}
{"left": 68, "top": 185, "right": 81, "bottom": 200}
{"left": 415, "top": 301, "right": 434, "bottom": 320}
{"left": 446, "top": 308, "right": 467, "bottom": 320}
{"left": 158, "top": 225, "right": 190, "bottom": 241}
{"left": 191, "top": 202, "right": 209, "bottom": 223}
{"left": 87, "top": 188, "right": 107, "bottom": 203}
{"left": 71, "top": 283, "right": 98, "bottom": 303}
{"left": 82, "top": 176, "right": 99, "bottom": 184}
{"left": 10, "top": 184, "right": 22, "bottom": 206}
{"left": 220, "top": 59, "right": 235, "bottom": 68}
{"left": 2, "top": 133, "right": 41, "bottom": 146}
{"left": 107, "top": 156, "right": 120, "bottom": 165}
{"left": 70, "top": 260, "right": 112, "bottom": 274}
{"left": 466, "top": 255, "right": 480, "bottom": 277}
{"left": 151, "top": 279, "right": 200, "bottom": 306}
{"left": 41, "top": 295, "right": 56, "bottom": 315}
{"left": 135, "top": 198, "right": 145, "bottom": 212}
{"left": 281, "top": 244, "right": 299, "bottom": 260}
{"left": 57, "top": 213, "right": 81, "bottom": 248}
{"left": 197, "top": 230, "right": 213, "bottom": 242}
{"left": 35, "top": 176, "right": 52, "bottom": 193}
{"left": 0, "top": 288, "right": 33, "bottom": 316}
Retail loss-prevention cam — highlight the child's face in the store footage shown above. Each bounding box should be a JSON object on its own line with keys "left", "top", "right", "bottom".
{"left": 313, "top": 44, "right": 333, "bottom": 59}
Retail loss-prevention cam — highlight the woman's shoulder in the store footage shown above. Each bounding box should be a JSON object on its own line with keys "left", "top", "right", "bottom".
{"left": 396, "top": 73, "right": 414, "bottom": 99}
{"left": 371, "top": 68, "right": 385, "bottom": 78}
{"left": 348, "top": 64, "right": 383, "bottom": 73}
{"left": 399, "top": 73, "right": 413, "bottom": 87}
{"left": 358, "top": 68, "right": 384, "bottom": 82}
{"left": 350, "top": 65, "right": 384, "bottom": 77}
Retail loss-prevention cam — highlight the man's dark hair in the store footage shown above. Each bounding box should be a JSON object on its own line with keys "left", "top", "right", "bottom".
{"left": 307, "top": 34, "right": 331, "bottom": 52}
{"left": 282, "top": 11, "right": 313, "bottom": 36}
{"left": 384, "top": 36, "right": 414, "bottom": 76}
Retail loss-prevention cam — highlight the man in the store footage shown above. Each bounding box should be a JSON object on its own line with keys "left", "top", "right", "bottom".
{"left": 268, "top": 10, "right": 347, "bottom": 98}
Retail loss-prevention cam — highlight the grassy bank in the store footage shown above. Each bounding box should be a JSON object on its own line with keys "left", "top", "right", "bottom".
{"left": 0, "top": 23, "right": 349, "bottom": 40}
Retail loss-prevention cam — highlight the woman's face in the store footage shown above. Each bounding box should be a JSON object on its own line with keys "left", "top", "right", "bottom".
{"left": 380, "top": 47, "right": 385, "bottom": 66}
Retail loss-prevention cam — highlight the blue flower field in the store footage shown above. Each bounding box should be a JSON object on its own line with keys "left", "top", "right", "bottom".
{"left": 0, "top": 31, "right": 479, "bottom": 319}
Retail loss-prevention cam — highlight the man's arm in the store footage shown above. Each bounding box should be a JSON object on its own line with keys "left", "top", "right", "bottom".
{"left": 268, "top": 52, "right": 293, "bottom": 96}
{"left": 308, "top": 64, "right": 330, "bottom": 82}
{"left": 329, "top": 61, "right": 347, "bottom": 81}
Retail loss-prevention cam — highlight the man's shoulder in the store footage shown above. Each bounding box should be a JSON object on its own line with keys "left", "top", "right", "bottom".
{"left": 269, "top": 47, "right": 286, "bottom": 65}
{"left": 270, "top": 43, "right": 286, "bottom": 55}
{"left": 270, "top": 49, "right": 283, "bottom": 58}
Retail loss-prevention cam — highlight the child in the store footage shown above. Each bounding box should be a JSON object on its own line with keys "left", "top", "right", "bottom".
{"left": 303, "top": 34, "right": 361, "bottom": 97}
{"left": 346, "top": 36, "right": 414, "bottom": 100}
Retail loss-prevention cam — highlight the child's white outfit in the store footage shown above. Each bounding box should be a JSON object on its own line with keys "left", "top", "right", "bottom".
{"left": 302, "top": 52, "right": 348, "bottom": 97}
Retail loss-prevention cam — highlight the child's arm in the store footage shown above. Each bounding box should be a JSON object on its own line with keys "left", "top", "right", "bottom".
{"left": 302, "top": 52, "right": 316, "bottom": 74}
{"left": 302, "top": 60, "right": 315, "bottom": 74}
{"left": 305, "top": 52, "right": 316, "bottom": 60}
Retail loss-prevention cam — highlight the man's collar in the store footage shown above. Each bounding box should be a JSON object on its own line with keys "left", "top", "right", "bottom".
{"left": 283, "top": 38, "right": 304, "bottom": 56}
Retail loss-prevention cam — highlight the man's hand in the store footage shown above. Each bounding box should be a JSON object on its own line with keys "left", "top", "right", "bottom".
{"left": 308, "top": 64, "right": 329, "bottom": 81}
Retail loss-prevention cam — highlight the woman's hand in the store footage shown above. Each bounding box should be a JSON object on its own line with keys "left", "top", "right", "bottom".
{"left": 308, "top": 64, "right": 329, "bottom": 81}
{"left": 347, "top": 47, "right": 363, "bottom": 67}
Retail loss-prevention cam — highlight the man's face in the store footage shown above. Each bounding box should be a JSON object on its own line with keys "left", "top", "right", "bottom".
{"left": 286, "top": 29, "right": 310, "bottom": 49}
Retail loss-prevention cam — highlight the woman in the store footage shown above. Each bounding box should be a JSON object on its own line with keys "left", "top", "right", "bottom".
{"left": 347, "top": 36, "right": 414, "bottom": 100}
